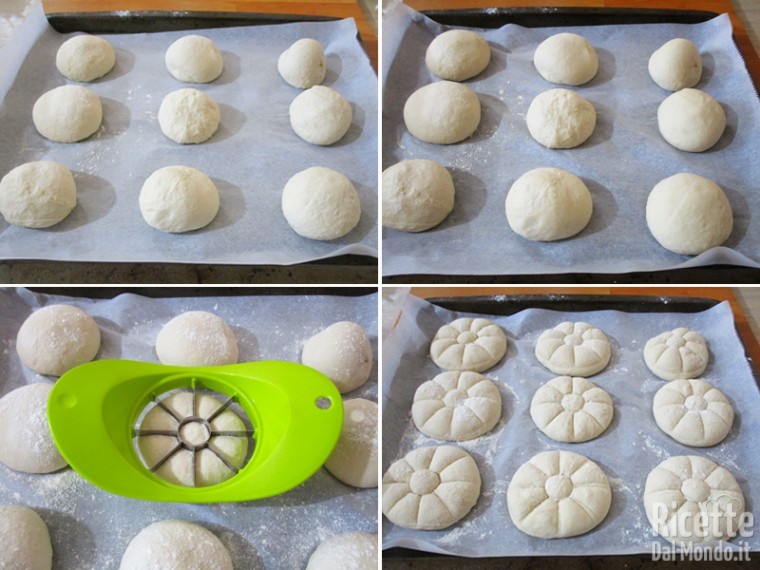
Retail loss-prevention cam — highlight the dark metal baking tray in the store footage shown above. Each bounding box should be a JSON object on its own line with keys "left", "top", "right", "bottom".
{"left": 27, "top": 286, "right": 376, "bottom": 299}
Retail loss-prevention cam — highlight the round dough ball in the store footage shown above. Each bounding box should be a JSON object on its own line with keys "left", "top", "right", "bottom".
{"left": 324, "top": 399, "right": 378, "bottom": 488}
{"left": 278, "top": 38, "right": 326, "bottom": 89}
{"left": 404, "top": 81, "right": 481, "bottom": 144}
{"left": 382, "top": 159, "right": 455, "bottom": 232}
{"left": 534, "top": 33, "right": 598, "bottom": 86}
{"left": 508, "top": 450, "right": 611, "bottom": 539}
{"left": 56, "top": 34, "right": 115, "bottom": 82}
{"left": 32, "top": 85, "right": 102, "bottom": 143}
{"left": 301, "top": 321, "right": 372, "bottom": 394}
{"left": 158, "top": 88, "right": 220, "bottom": 144}
{"left": 644, "top": 327, "right": 709, "bottom": 381}
{"left": 0, "top": 161, "right": 76, "bottom": 228}
{"left": 646, "top": 173, "right": 733, "bottom": 256}
{"left": 0, "top": 505, "right": 52, "bottom": 570}
{"left": 430, "top": 318, "right": 507, "bottom": 373}
{"left": 139, "top": 165, "right": 220, "bottom": 233}
{"left": 657, "top": 88, "right": 725, "bottom": 152}
{"left": 165, "top": 35, "right": 223, "bottom": 83}
{"left": 16, "top": 304, "right": 101, "bottom": 376}
{"left": 155, "top": 311, "right": 238, "bottom": 367}
{"left": 281, "top": 166, "right": 361, "bottom": 241}
{"left": 412, "top": 370, "right": 502, "bottom": 441}
{"left": 527, "top": 88, "right": 596, "bottom": 149}
{"left": 0, "top": 383, "right": 67, "bottom": 473}
{"left": 306, "top": 532, "right": 377, "bottom": 570}
{"left": 289, "top": 86, "right": 352, "bottom": 145}
{"left": 120, "top": 520, "right": 233, "bottom": 570}
{"left": 425, "top": 29, "right": 491, "bottom": 81}
{"left": 649, "top": 38, "right": 702, "bottom": 91}
{"left": 382, "top": 445, "right": 481, "bottom": 530}
{"left": 505, "top": 167, "right": 593, "bottom": 241}
{"left": 535, "top": 322, "right": 611, "bottom": 377}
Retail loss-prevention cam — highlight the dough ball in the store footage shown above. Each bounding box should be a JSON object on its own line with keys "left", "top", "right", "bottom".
{"left": 430, "top": 318, "right": 507, "bottom": 373}
{"left": 0, "top": 505, "right": 52, "bottom": 570}
{"left": 165, "top": 35, "right": 223, "bottom": 83}
{"left": 382, "top": 445, "right": 481, "bottom": 530}
{"left": 0, "top": 161, "right": 76, "bottom": 228}
{"left": 56, "top": 34, "right": 115, "bottom": 82}
{"left": 505, "top": 167, "right": 592, "bottom": 241}
{"left": 324, "top": 399, "right": 378, "bottom": 488}
{"left": 646, "top": 173, "right": 732, "bottom": 255}
{"left": 526, "top": 88, "right": 596, "bottom": 149}
{"left": 0, "top": 383, "right": 67, "bottom": 473}
{"left": 644, "top": 327, "right": 709, "bottom": 381}
{"left": 412, "top": 370, "right": 501, "bottom": 441}
{"left": 657, "top": 88, "right": 725, "bottom": 152}
{"left": 289, "top": 86, "right": 352, "bottom": 145}
{"left": 649, "top": 38, "right": 702, "bottom": 91}
{"left": 403, "top": 81, "right": 481, "bottom": 144}
{"left": 281, "top": 166, "right": 360, "bottom": 241}
{"left": 306, "top": 532, "right": 377, "bottom": 570}
{"left": 653, "top": 379, "right": 733, "bottom": 447}
{"left": 120, "top": 520, "right": 233, "bottom": 570}
{"left": 508, "top": 450, "right": 611, "bottom": 538}
{"left": 534, "top": 32, "right": 598, "bottom": 86}
{"left": 16, "top": 304, "right": 100, "bottom": 376}
{"left": 302, "top": 321, "right": 372, "bottom": 394}
{"left": 155, "top": 311, "right": 238, "bottom": 367}
{"left": 278, "top": 38, "right": 326, "bottom": 89}
{"left": 158, "top": 88, "right": 220, "bottom": 144}
{"left": 32, "top": 85, "right": 102, "bottom": 143}
{"left": 382, "top": 159, "right": 455, "bottom": 232}
{"left": 535, "top": 322, "right": 611, "bottom": 377}
{"left": 139, "top": 165, "right": 220, "bottom": 233}
{"left": 425, "top": 29, "right": 491, "bottom": 81}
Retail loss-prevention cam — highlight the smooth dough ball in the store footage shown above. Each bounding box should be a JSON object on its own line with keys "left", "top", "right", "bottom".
{"left": 289, "top": 86, "right": 352, "bottom": 145}
{"left": 165, "top": 35, "right": 223, "bottom": 83}
{"left": 430, "top": 318, "right": 507, "bottom": 373}
{"left": 644, "top": 327, "right": 709, "bottom": 381}
{"left": 32, "top": 85, "right": 102, "bottom": 143}
{"left": 534, "top": 33, "right": 598, "bottom": 86}
{"left": 404, "top": 81, "right": 481, "bottom": 144}
{"left": 56, "top": 34, "right": 115, "bottom": 82}
{"left": 120, "top": 520, "right": 233, "bottom": 570}
{"left": 16, "top": 304, "right": 100, "bottom": 376}
{"left": 425, "top": 29, "right": 491, "bottom": 81}
{"left": 281, "top": 166, "right": 361, "bottom": 241}
{"left": 535, "top": 322, "right": 611, "bottom": 377}
{"left": 158, "top": 88, "right": 220, "bottom": 144}
{"left": 139, "top": 166, "right": 220, "bottom": 233}
{"left": 306, "top": 532, "right": 377, "bottom": 570}
{"left": 658, "top": 88, "right": 725, "bottom": 152}
{"left": 155, "top": 311, "right": 238, "bottom": 367}
{"left": 649, "top": 38, "right": 702, "bottom": 91}
{"left": 527, "top": 88, "right": 596, "bottom": 149}
{"left": 508, "top": 450, "right": 611, "bottom": 539}
{"left": 382, "top": 445, "right": 481, "bottom": 530}
{"left": 324, "top": 399, "right": 378, "bottom": 488}
{"left": 0, "top": 161, "right": 76, "bottom": 228}
{"left": 301, "top": 321, "right": 372, "bottom": 394}
{"left": 412, "top": 370, "right": 501, "bottom": 441}
{"left": 0, "top": 505, "right": 52, "bottom": 570}
{"left": 382, "top": 159, "right": 455, "bottom": 232}
{"left": 505, "top": 167, "right": 592, "bottom": 241}
{"left": 646, "top": 173, "right": 733, "bottom": 255}
{"left": 0, "top": 383, "right": 67, "bottom": 473}
{"left": 278, "top": 38, "right": 326, "bottom": 89}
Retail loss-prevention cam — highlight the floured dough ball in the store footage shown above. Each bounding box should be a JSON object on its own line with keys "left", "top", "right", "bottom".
{"left": 535, "top": 322, "right": 611, "bottom": 377}
{"left": 139, "top": 166, "right": 220, "bottom": 233}
{"left": 0, "top": 383, "right": 67, "bottom": 473}
{"left": 412, "top": 370, "right": 501, "bottom": 441}
{"left": 289, "top": 86, "right": 352, "bottom": 145}
{"left": 382, "top": 445, "right": 481, "bottom": 530}
{"left": 306, "top": 532, "right": 377, "bottom": 570}
{"left": 644, "top": 327, "right": 709, "bottom": 381}
{"left": 165, "top": 35, "right": 223, "bottom": 83}
{"left": 155, "top": 311, "right": 238, "bottom": 367}
{"left": 404, "top": 81, "right": 481, "bottom": 144}
{"left": 649, "top": 38, "right": 702, "bottom": 91}
{"left": 0, "top": 161, "right": 76, "bottom": 228}
{"left": 158, "top": 88, "right": 220, "bottom": 144}
{"left": 16, "top": 304, "right": 100, "bottom": 376}
{"left": 302, "top": 321, "right": 372, "bottom": 394}
{"left": 646, "top": 173, "right": 732, "bottom": 255}
{"left": 0, "top": 505, "right": 52, "bottom": 570}
{"left": 505, "top": 167, "right": 592, "bottom": 241}
{"left": 281, "top": 166, "right": 361, "bottom": 241}
{"left": 120, "top": 520, "right": 233, "bottom": 570}
{"left": 508, "top": 450, "right": 611, "bottom": 539}
{"left": 534, "top": 33, "right": 598, "bottom": 86}
{"left": 382, "top": 159, "right": 455, "bottom": 232}
{"left": 56, "top": 34, "right": 115, "bottom": 82}
{"left": 324, "top": 399, "right": 378, "bottom": 488}
{"left": 33, "top": 85, "right": 102, "bottom": 143}
{"left": 658, "top": 88, "right": 725, "bottom": 152}
{"left": 430, "top": 317, "right": 507, "bottom": 373}
{"left": 527, "top": 88, "right": 596, "bottom": 149}
{"left": 278, "top": 38, "right": 326, "bottom": 89}
{"left": 425, "top": 29, "right": 491, "bottom": 81}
